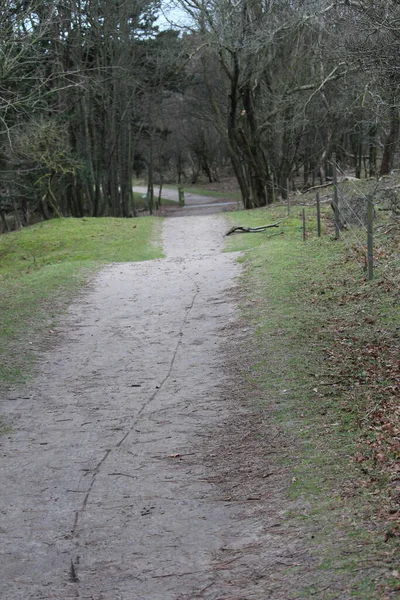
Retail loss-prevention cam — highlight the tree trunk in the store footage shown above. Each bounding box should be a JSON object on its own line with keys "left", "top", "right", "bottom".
{"left": 157, "top": 180, "right": 163, "bottom": 209}
{"left": 350, "top": 130, "right": 363, "bottom": 179}
{"left": 380, "top": 106, "right": 399, "bottom": 175}
{"left": 369, "top": 123, "right": 377, "bottom": 177}
{"left": 81, "top": 95, "right": 95, "bottom": 216}
{"left": 0, "top": 208, "right": 10, "bottom": 232}
{"left": 357, "top": 130, "right": 362, "bottom": 179}
{"left": 202, "top": 160, "right": 213, "bottom": 183}
{"left": 303, "top": 158, "right": 310, "bottom": 189}
{"left": 147, "top": 130, "right": 154, "bottom": 215}
{"left": 240, "top": 83, "right": 268, "bottom": 206}
{"left": 319, "top": 129, "right": 333, "bottom": 184}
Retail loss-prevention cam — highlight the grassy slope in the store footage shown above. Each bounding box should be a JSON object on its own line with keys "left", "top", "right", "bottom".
{"left": 226, "top": 203, "right": 400, "bottom": 598}
{"left": 0, "top": 217, "right": 163, "bottom": 386}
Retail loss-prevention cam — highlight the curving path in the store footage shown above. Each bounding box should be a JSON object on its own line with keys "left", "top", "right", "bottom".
{"left": 0, "top": 215, "right": 281, "bottom": 600}
{"left": 132, "top": 186, "right": 240, "bottom": 216}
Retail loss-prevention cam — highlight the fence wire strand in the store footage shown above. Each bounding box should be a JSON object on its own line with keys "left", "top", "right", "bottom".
{"left": 329, "top": 158, "right": 374, "bottom": 273}
{"left": 337, "top": 188, "right": 369, "bottom": 230}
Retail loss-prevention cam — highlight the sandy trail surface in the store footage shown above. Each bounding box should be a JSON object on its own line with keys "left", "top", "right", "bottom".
{"left": 0, "top": 215, "right": 292, "bottom": 600}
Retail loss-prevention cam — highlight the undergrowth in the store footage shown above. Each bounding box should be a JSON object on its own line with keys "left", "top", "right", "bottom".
{"left": 226, "top": 199, "right": 400, "bottom": 598}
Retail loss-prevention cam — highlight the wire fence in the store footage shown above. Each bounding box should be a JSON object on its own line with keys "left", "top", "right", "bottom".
{"left": 334, "top": 159, "right": 373, "bottom": 277}
{"left": 300, "top": 154, "right": 400, "bottom": 281}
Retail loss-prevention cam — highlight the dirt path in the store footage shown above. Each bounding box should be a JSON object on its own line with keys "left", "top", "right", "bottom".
{"left": 0, "top": 215, "right": 300, "bottom": 600}
{"left": 132, "top": 186, "right": 239, "bottom": 216}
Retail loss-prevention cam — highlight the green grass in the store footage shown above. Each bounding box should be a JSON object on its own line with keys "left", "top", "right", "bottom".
{"left": 226, "top": 204, "right": 399, "bottom": 598}
{"left": 0, "top": 217, "right": 163, "bottom": 387}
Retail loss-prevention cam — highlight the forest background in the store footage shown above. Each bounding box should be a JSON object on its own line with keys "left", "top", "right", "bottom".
{"left": 0, "top": 0, "right": 400, "bottom": 228}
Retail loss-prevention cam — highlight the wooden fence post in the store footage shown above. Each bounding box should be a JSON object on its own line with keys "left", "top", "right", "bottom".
{"left": 302, "top": 208, "right": 306, "bottom": 241}
{"left": 178, "top": 187, "right": 185, "bottom": 207}
{"left": 271, "top": 173, "right": 276, "bottom": 203}
{"left": 287, "top": 178, "right": 290, "bottom": 216}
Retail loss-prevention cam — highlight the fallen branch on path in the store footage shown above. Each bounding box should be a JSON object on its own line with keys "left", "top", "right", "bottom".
{"left": 226, "top": 220, "right": 284, "bottom": 236}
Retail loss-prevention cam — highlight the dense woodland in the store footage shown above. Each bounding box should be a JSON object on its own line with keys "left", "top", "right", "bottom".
{"left": 0, "top": 0, "right": 399, "bottom": 227}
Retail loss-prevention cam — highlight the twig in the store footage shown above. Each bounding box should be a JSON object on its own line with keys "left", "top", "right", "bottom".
{"left": 197, "top": 581, "right": 216, "bottom": 595}
{"left": 152, "top": 570, "right": 202, "bottom": 578}
{"left": 69, "top": 560, "right": 79, "bottom": 583}
{"left": 108, "top": 472, "right": 137, "bottom": 479}
{"left": 212, "top": 555, "right": 241, "bottom": 570}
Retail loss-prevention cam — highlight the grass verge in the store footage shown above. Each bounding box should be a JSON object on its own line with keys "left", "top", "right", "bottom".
{"left": 0, "top": 217, "right": 163, "bottom": 388}
{"left": 226, "top": 202, "right": 400, "bottom": 598}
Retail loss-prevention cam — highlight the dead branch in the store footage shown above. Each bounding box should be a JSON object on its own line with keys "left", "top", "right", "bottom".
{"left": 302, "top": 176, "right": 362, "bottom": 194}
{"left": 302, "top": 181, "right": 334, "bottom": 193}
{"left": 225, "top": 220, "right": 283, "bottom": 236}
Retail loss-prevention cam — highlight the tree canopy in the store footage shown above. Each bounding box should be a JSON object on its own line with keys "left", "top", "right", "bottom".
{"left": 0, "top": 0, "right": 399, "bottom": 226}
